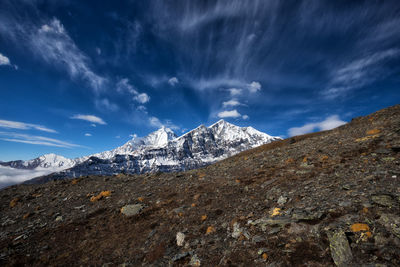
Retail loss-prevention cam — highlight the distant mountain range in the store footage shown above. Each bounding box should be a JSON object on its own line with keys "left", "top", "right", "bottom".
{"left": 0, "top": 120, "right": 280, "bottom": 186}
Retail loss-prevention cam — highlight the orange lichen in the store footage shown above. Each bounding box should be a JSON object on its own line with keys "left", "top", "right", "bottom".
{"left": 193, "top": 194, "right": 201, "bottom": 201}
{"left": 235, "top": 179, "right": 241, "bottom": 184}
{"left": 366, "top": 129, "right": 381, "bottom": 135}
{"left": 22, "top": 213, "right": 30, "bottom": 219}
{"left": 191, "top": 203, "right": 196, "bottom": 207}
{"left": 206, "top": 226, "right": 216, "bottom": 234}
{"left": 90, "top": 191, "right": 111, "bottom": 202}
{"left": 271, "top": 208, "right": 281, "bottom": 217}
{"left": 302, "top": 157, "right": 308, "bottom": 163}
{"left": 362, "top": 207, "right": 368, "bottom": 214}
{"left": 320, "top": 155, "right": 329, "bottom": 161}
{"left": 201, "top": 215, "right": 207, "bottom": 221}
{"left": 198, "top": 173, "right": 206, "bottom": 179}
{"left": 355, "top": 134, "right": 380, "bottom": 142}
{"left": 178, "top": 212, "right": 184, "bottom": 217}
{"left": 137, "top": 197, "right": 144, "bottom": 202}
{"left": 285, "top": 158, "right": 294, "bottom": 164}
{"left": 262, "top": 253, "right": 268, "bottom": 260}
{"left": 244, "top": 156, "right": 249, "bottom": 161}
{"left": 71, "top": 179, "right": 79, "bottom": 185}
{"left": 350, "top": 223, "right": 370, "bottom": 232}
{"left": 9, "top": 198, "right": 19, "bottom": 208}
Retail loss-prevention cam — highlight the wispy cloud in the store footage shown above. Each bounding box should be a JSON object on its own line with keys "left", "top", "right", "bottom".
{"left": 116, "top": 78, "right": 150, "bottom": 104}
{"left": 228, "top": 88, "right": 242, "bottom": 96}
{"left": 84, "top": 133, "right": 92, "bottom": 137}
{"left": 0, "top": 131, "right": 82, "bottom": 148}
{"left": 323, "top": 49, "right": 400, "bottom": 99}
{"left": 0, "top": 119, "right": 57, "bottom": 133}
{"left": 70, "top": 114, "right": 106, "bottom": 125}
{"left": 0, "top": 53, "right": 11, "bottom": 66}
{"left": 135, "top": 93, "right": 150, "bottom": 104}
{"left": 95, "top": 98, "right": 119, "bottom": 112}
{"left": 288, "top": 115, "right": 346, "bottom": 137}
{"left": 247, "top": 81, "right": 261, "bottom": 93}
{"left": 168, "top": 77, "right": 179, "bottom": 86}
{"left": 222, "top": 99, "right": 241, "bottom": 107}
{"left": 217, "top": 109, "right": 241, "bottom": 119}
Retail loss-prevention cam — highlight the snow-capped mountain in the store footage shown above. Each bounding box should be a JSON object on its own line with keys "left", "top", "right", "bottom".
{"left": 1, "top": 120, "right": 281, "bottom": 186}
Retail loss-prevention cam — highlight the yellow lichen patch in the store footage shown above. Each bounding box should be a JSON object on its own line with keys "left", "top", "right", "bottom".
{"left": 137, "top": 197, "right": 144, "bottom": 202}
{"left": 9, "top": 198, "right": 19, "bottom": 208}
{"left": 201, "top": 215, "right": 207, "bottom": 221}
{"left": 198, "top": 172, "right": 206, "bottom": 179}
{"left": 350, "top": 223, "right": 370, "bottom": 232}
{"left": 285, "top": 158, "right": 294, "bottom": 164}
{"left": 320, "top": 155, "right": 329, "bottom": 161}
{"left": 271, "top": 208, "right": 281, "bottom": 217}
{"left": 366, "top": 129, "right": 381, "bottom": 135}
{"left": 355, "top": 134, "right": 380, "bottom": 142}
{"left": 90, "top": 191, "right": 111, "bottom": 202}
{"left": 362, "top": 207, "right": 368, "bottom": 214}
{"left": 206, "top": 226, "right": 216, "bottom": 235}
{"left": 360, "top": 231, "right": 372, "bottom": 241}
{"left": 178, "top": 212, "right": 184, "bottom": 217}
{"left": 262, "top": 253, "right": 268, "bottom": 260}
{"left": 71, "top": 179, "right": 79, "bottom": 185}
{"left": 244, "top": 156, "right": 249, "bottom": 161}
{"left": 302, "top": 157, "right": 308, "bottom": 163}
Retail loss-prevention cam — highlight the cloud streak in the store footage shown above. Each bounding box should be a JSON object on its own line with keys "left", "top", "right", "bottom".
{"left": 0, "top": 119, "right": 57, "bottom": 133}
{"left": 0, "top": 132, "right": 82, "bottom": 148}
{"left": 288, "top": 115, "right": 346, "bottom": 137}
{"left": 70, "top": 114, "right": 106, "bottom": 125}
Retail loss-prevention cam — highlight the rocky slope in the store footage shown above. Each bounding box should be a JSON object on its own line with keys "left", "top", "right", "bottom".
{"left": 1, "top": 120, "right": 279, "bottom": 186}
{"left": 0, "top": 105, "right": 399, "bottom": 266}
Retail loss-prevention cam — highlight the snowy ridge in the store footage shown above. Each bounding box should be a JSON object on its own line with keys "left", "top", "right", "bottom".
{"left": 1, "top": 120, "right": 281, "bottom": 185}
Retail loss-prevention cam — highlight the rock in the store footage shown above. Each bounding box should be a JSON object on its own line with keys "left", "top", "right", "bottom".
{"left": 327, "top": 230, "right": 353, "bottom": 267}
{"left": 231, "top": 222, "right": 250, "bottom": 239}
{"left": 55, "top": 216, "right": 63, "bottom": 222}
{"left": 171, "top": 251, "right": 192, "bottom": 262}
{"left": 378, "top": 213, "right": 400, "bottom": 239}
{"left": 252, "top": 235, "right": 265, "bottom": 243}
{"left": 372, "top": 194, "right": 396, "bottom": 207}
{"left": 189, "top": 254, "right": 201, "bottom": 266}
{"left": 176, "top": 232, "right": 185, "bottom": 246}
{"left": 120, "top": 204, "right": 145, "bottom": 217}
{"left": 277, "top": 196, "right": 288, "bottom": 205}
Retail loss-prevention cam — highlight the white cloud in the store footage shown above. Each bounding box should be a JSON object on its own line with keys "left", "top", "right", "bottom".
{"left": 168, "top": 77, "right": 179, "bottom": 86}
{"left": 324, "top": 49, "right": 400, "bottom": 99}
{"left": 96, "top": 47, "right": 101, "bottom": 55}
{"left": 288, "top": 115, "right": 346, "bottom": 137}
{"left": 0, "top": 131, "right": 81, "bottom": 148}
{"left": 247, "top": 81, "right": 261, "bottom": 93}
{"left": 0, "top": 53, "right": 11, "bottom": 66}
{"left": 242, "top": 115, "right": 249, "bottom": 120}
{"left": 0, "top": 119, "right": 57, "bottom": 133}
{"left": 135, "top": 93, "right": 150, "bottom": 104}
{"left": 84, "top": 133, "right": 92, "bottom": 137}
{"left": 32, "top": 18, "right": 106, "bottom": 92}
{"left": 149, "top": 116, "right": 163, "bottom": 128}
{"left": 222, "top": 99, "right": 241, "bottom": 107}
{"left": 95, "top": 98, "right": 119, "bottom": 112}
{"left": 129, "top": 133, "right": 137, "bottom": 139}
{"left": 115, "top": 135, "right": 121, "bottom": 139}
{"left": 228, "top": 88, "right": 242, "bottom": 96}
{"left": 70, "top": 114, "right": 106, "bottom": 125}
{"left": 218, "top": 109, "right": 241, "bottom": 118}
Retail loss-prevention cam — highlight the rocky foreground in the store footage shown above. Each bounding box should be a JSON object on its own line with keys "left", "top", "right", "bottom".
{"left": 1, "top": 105, "right": 399, "bottom": 266}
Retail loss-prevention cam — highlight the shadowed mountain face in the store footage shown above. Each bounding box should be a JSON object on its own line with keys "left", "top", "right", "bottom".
{"left": 0, "top": 105, "right": 399, "bottom": 266}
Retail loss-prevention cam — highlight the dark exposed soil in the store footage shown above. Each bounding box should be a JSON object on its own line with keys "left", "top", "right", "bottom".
{"left": 1, "top": 105, "right": 400, "bottom": 266}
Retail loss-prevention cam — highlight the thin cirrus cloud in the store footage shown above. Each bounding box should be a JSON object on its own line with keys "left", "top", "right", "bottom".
{"left": 0, "top": 119, "right": 57, "bottom": 133}
{"left": 323, "top": 49, "right": 400, "bottom": 99}
{"left": 288, "top": 115, "right": 346, "bottom": 137}
{"left": 70, "top": 114, "right": 106, "bottom": 125}
{"left": 116, "top": 78, "right": 150, "bottom": 104}
{"left": 0, "top": 131, "right": 81, "bottom": 148}
{"left": 222, "top": 99, "right": 241, "bottom": 107}
{"left": 217, "top": 109, "right": 241, "bottom": 119}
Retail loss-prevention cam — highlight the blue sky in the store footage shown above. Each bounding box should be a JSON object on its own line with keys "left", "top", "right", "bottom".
{"left": 0, "top": 0, "right": 399, "bottom": 161}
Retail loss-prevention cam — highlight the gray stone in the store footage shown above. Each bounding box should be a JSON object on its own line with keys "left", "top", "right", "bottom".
{"left": 328, "top": 230, "right": 353, "bottom": 267}
{"left": 277, "top": 196, "right": 288, "bottom": 205}
{"left": 372, "top": 195, "right": 395, "bottom": 207}
{"left": 120, "top": 204, "right": 145, "bottom": 217}
{"left": 327, "top": 230, "right": 353, "bottom": 267}
{"left": 378, "top": 213, "right": 400, "bottom": 239}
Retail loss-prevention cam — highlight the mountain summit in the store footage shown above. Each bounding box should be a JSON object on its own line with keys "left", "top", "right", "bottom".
{"left": 1, "top": 121, "right": 280, "bottom": 186}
